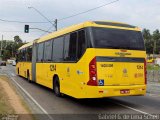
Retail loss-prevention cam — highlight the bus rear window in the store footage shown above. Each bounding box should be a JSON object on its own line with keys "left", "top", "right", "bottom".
{"left": 92, "top": 27, "right": 145, "bottom": 50}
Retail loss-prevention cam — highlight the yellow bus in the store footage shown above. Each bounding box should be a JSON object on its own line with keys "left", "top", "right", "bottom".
{"left": 16, "top": 21, "right": 147, "bottom": 98}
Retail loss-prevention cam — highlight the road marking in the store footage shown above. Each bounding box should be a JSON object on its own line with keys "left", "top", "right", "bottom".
{"left": 11, "top": 73, "right": 16, "bottom": 77}
{"left": 10, "top": 77, "right": 54, "bottom": 120}
{"left": 0, "top": 73, "right": 8, "bottom": 76}
{"left": 114, "top": 102, "right": 157, "bottom": 118}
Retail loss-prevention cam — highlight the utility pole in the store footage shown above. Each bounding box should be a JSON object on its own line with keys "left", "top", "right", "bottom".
{"left": 28, "top": 7, "right": 58, "bottom": 31}
{"left": 0, "top": 35, "right": 3, "bottom": 60}
{"left": 1, "top": 35, "right": 3, "bottom": 52}
{"left": 55, "top": 19, "right": 58, "bottom": 31}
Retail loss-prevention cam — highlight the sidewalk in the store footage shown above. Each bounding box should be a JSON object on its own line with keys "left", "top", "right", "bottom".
{"left": 147, "top": 81, "right": 160, "bottom": 95}
{"left": 0, "top": 76, "right": 34, "bottom": 120}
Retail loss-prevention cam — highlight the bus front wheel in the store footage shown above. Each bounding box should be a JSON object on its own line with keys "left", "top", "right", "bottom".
{"left": 53, "top": 77, "right": 61, "bottom": 97}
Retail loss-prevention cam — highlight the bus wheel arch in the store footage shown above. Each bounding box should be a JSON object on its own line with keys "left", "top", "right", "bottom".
{"left": 53, "top": 75, "right": 61, "bottom": 97}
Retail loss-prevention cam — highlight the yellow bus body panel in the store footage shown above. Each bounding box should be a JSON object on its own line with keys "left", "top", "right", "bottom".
{"left": 16, "top": 48, "right": 146, "bottom": 99}
{"left": 17, "top": 48, "right": 146, "bottom": 98}
{"left": 63, "top": 49, "right": 146, "bottom": 98}
{"left": 16, "top": 62, "right": 32, "bottom": 80}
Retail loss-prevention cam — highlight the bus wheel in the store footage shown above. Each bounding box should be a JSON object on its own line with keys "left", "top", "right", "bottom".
{"left": 53, "top": 77, "right": 61, "bottom": 97}
{"left": 27, "top": 76, "right": 31, "bottom": 83}
{"left": 17, "top": 68, "right": 19, "bottom": 75}
{"left": 27, "top": 71, "right": 31, "bottom": 83}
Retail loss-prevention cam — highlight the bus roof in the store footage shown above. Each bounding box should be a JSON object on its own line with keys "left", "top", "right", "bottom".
{"left": 18, "top": 41, "right": 34, "bottom": 50}
{"left": 18, "top": 21, "right": 141, "bottom": 50}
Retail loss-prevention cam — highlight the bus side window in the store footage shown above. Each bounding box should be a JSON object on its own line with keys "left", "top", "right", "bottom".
{"left": 37, "top": 43, "right": 44, "bottom": 62}
{"left": 44, "top": 40, "right": 52, "bottom": 62}
{"left": 77, "top": 30, "right": 86, "bottom": 59}
{"left": 22, "top": 49, "right": 26, "bottom": 61}
{"left": 52, "top": 37, "right": 64, "bottom": 62}
{"left": 26, "top": 47, "right": 32, "bottom": 61}
{"left": 69, "top": 32, "right": 77, "bottom": 61}
{"left": 64, "top": 35, "right": 70, "bottom": 61}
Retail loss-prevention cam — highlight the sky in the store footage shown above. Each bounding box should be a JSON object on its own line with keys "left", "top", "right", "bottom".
{"left": 0, "top": 0, "right": 160, "bottom": 42}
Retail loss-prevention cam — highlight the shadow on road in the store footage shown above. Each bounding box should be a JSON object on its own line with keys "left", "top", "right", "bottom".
{"left": 20, "top": 76, "right": 140, "bottom": 111}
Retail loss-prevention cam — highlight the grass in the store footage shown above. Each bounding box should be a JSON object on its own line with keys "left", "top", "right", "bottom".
{"left": 147, "top": 64, "right": 160, "bottom": 71}
{"left": 0, "top": 82, "right": 14, "bottom": 114}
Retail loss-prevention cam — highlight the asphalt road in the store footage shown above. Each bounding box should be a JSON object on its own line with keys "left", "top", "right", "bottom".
{"left": 1, "top": 65, "right": 160, "bottom": 120}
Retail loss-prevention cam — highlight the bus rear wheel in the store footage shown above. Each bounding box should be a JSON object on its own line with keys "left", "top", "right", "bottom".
{"left": 17, "top": 68, "right": 19, "bottom": 75}
{"left": 27, "top": 70, "right": 31, "bottom": 83}
{"left": 53, "top": 77, "right": 61, "bottom": 97}
{"left": 27, "top": 75, "right": 31, "bottom": 83}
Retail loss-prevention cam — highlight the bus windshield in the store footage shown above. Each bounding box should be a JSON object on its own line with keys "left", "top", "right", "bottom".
{"left": 91, "top": 27, "right": 145, "bottom": 50}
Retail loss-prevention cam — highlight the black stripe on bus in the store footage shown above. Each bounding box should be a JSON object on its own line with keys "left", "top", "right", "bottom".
{"left": 96, "top": 57, "right": 145, "bottom": 63}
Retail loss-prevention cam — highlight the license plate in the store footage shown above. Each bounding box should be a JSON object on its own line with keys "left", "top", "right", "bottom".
{"left": 120, "top": 89, "right": 130, "bottom": 94}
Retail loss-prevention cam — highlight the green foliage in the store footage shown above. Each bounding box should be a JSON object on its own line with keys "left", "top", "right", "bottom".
{"left": 147, "top": 64, "right": 160, "bottom": 71}
{"left": 142, "top": 29, "right": 153, "bottom": 54}
{"left": 14, "top": 35, "right": 22, "bottom": 44}
{"left": 0, "top": 36, "right": 25, "bottom": 60}
{"left": 152, "top": 29, "right": 160, "bottom": 54}
{"left": 142, "top": 29, "right": 160, "bottom": 54}
{"left": 2, "top": 50, "right": 11, "bottom": 60}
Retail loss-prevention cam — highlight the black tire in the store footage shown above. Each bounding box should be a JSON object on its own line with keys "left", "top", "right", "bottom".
{"left": 17, "top": 68, "right": 19, "bottom": 75}
{"left": 27, "top": 72, "right": 31, "bottom": 83}
{"left": 53, "top": 77, "right": 61, "bottom": 97}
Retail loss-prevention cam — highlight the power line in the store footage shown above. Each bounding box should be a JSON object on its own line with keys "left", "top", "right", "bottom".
{"left": 57, "top": 0, "right": 119, "bottom": 21}
{"left": 28, "top": 7, "right": 56, "bottom": 26}
{"left": 0, "top": 0, "right": 119, "bottom": 24}
{"left": 39, "top": 25, "right": 54, "bottom": 37}
{"left": 0, "top": 31, "right": 43, "bottom": 33}
{"left": 0, "top": 0, "right": 119, "bottom": 39}
{"left": 0, "top": 18, "right": 48, "bottom": 23}
{"left": 38, "top": 0, "right": 119, "bottom": 37}
{"left": 28, "top": 7, "right": 57, "bottom": 31}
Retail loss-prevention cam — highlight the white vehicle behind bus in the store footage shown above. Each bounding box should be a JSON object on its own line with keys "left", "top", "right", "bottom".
{"left": 12, "top": 60, "right": 16, "bottom": 66}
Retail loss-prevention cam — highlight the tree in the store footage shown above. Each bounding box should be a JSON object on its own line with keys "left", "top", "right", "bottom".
{"left": 2, "top": 50, "right": 11, "bottom": 60}
{"left": 152, "top": 29, "right": 160, "bottom": 54}
{"left": 14, "top": 35, "right": 22, "bottom": 44}
{"left": 142, "top": 29, "right": 153, "bottom": 54}
{"left": 0, "top": 36, "right": 25, "bottom": 60}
